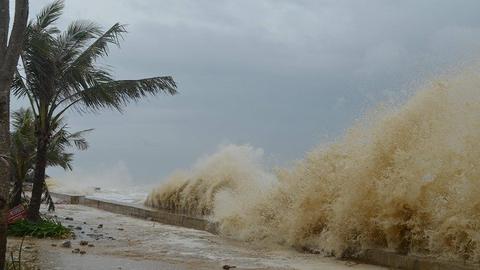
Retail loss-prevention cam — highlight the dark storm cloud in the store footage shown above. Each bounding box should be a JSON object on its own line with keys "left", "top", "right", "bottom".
{"left": 14, "top": 0, "right": 480, "bottom": 183}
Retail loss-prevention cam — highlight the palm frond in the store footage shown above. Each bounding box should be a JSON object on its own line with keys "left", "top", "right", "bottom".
{"left": 61, "top": 76, "right": 177, "bottom": 113}
{"left": 12, "top": 69, "right": 30, "bottom": 100}
{"left": 46, "top": 151, "right": 73, "bottom": 171}
{"left": 34, "top": 0, "right": 64, "bottom": 31}
{"left": 42, "top": 182, "right": 56, "bottom": 212}
{"left": 76, "top": 22, "right": 126, "bottom": 60}
{"left": 11, "top": 108, "right": 34, "bottom": 130}
{"left": 20, "top": 25, "right": 59, "bottom": 103}
{"left": 55, "top": 20, "right": 102, "bottom": 65}
{"left": 68, "top": 129, "right": 93, "bottom": 150}
{"left": 62, "top": 23, "right": 126, "bottom": 83}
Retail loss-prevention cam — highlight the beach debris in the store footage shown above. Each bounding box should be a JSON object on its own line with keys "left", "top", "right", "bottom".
{"left": 117, "top": 227, "right": 124, "bottom": 231}
{"left": 344, "top": 261, "right": 359, "bottom": 267}
{"left": 86, "top": 233, "right": 104, "bottom": 241}
{"left": 222, "top": 265, "right": 236, "bottom": 269}
{"left": 80, "top": 250, "right": 86, "bottom": 255}
{"left": 72, "top": 248, "right": 80, "bottom": 254}
{"left": 51, "top": 243, "right": 57, "bottom": 247}
{"left": 80, "top": 240, "right": 89, "bottom": 246}
{"left": 88, "top": 244, "right": 95, "bottom": 247}
{"left": 75, "top": 226, "right": 82, "bottom": 230}
{"left": 301, "top": 246, "right": 321, "bottom": 254}
{"left": 97, "top": 224, "right": 103, "bottom": 228}
{"left": 61, "top": 241, "right": 71, "bottom": 248}
{"left": 65, "top": 217, "right": 73, "bottom": 221}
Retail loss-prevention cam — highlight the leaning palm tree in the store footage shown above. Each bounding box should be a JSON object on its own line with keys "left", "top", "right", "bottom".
{"left": 12, "top": 0, "right": 177, "bottom": 220}
{"left": 9, "top": 108, "right": 91, "bottom": 210}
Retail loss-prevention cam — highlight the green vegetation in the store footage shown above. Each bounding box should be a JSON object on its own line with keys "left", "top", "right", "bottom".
{"left": 9, "top": 108, "right": 91, "bottom": 211}
{"left": 13, "top": 0, "right": 177, "bottom": 221}
{"left": 8, "top": 219, "right": 71, "bottom": 239}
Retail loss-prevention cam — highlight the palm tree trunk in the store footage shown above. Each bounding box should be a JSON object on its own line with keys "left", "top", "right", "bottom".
{"left": 0, "top": 80, "right": 10, "bottom": 270}
{"left": 0, "top": 0, "right": 29, "bottom": 268}
{"left": 27, "top": 132, "right": 48, "bottom": 221}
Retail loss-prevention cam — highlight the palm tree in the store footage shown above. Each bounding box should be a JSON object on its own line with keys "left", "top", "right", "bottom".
{"left": 0, "top": 1, "right": 29, "bottom": 267}
{"left": 9, "top": 108, "right": 91, "bottom": 210}
{"left": 12, "top": 0, "right": 177, "bottom": 221}
{"left": 9, "top": 108, "right": 36, "bottom": 208}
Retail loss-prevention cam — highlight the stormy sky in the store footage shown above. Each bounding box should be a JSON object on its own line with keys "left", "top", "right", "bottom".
{"left": 12, "top": 0, "right": 480, "bottom": 186}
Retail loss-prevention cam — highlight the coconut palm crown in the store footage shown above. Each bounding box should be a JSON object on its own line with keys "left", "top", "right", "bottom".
{"left": 12, "top": 0, "right": 177, "bottom": 220}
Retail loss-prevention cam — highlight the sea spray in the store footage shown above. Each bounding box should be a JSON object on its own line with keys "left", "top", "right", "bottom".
{"left": 145, "top": 145, "right": 277, "bottom": 216}
{"left": 146, "top": 70, "right": 480, "bottom": 262}
{"left": 48, "top": 162, "right": 149, "bottom": 203}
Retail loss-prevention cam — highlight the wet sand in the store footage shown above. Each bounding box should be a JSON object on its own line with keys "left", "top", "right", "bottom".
{"left": 9, "top": 204, "right": 386, "bottom": 270}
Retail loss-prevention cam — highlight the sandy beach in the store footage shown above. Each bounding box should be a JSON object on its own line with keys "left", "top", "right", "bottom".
{"left": 8, "top": 204, "right": 385, "bottom": 270}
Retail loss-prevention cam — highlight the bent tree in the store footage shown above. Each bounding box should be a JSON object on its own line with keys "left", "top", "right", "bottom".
{"left": 13, "top": 0, "right": 177, "bottom": 221}
{"left": 0, "top": 0, "right": 28, "bottom": 268}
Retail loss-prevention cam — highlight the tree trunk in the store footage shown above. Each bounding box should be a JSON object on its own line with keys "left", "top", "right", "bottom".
{"left": 26, "top": 133, "right": 48, "bottom": 221}
{"left": 0, "top": 0, "right": 29, "bottom": 268}
{"left": 0, "top": 80, "right": 10, "bottom": 270}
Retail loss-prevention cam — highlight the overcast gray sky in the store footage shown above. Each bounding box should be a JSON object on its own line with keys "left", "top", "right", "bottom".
{"left": 13, "top": 0, "right": 480, "bottom": 186}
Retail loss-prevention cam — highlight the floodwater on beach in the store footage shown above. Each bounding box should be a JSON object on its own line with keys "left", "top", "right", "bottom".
{"left": 10, "top": 204, "right": 386, "bottom": 270}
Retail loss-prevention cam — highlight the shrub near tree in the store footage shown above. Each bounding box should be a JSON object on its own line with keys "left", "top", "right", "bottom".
{"left": 13, "top": 0, "right": 178, "bottom": 221}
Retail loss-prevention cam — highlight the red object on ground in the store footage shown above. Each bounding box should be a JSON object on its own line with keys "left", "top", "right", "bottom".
{"left": 8, "top": 204, "right": 27, "bottom": 224}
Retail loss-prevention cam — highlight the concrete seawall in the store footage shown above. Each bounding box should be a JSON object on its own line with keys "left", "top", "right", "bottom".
{"left": 50, "top": 192, "right": 218, "bottom": 234}
{"left": 80, "top": 197, "right": 218, "bottom": 234}
{"left": 358, "top": 249, "right": 477, "bottom": 270}
{"left": 50, "top": 192, "right": 478, "bottom": 270}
